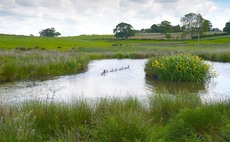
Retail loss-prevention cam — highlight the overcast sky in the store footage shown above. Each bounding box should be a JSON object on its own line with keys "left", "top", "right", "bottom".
{"left": 0, "top": 0, "right": 229, "bottom": 36}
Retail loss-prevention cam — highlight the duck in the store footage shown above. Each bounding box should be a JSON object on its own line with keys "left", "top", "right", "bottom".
{"left": 101, "top": 70, "right": 106, "bottom": 75}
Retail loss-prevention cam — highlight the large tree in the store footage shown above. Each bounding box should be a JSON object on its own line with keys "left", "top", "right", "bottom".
{"left": 113, "top": 22, "right": 135, "bottom": 39}
{"left": 202, "top": 20, "right": 213, "bottom": 32}
{"left": 150, "top": 24, "right": 159, "bottom": 33}
{"left": 181, "top": 13, "right": 205, "bottom": 37}
{"left": 39, "top": 27, "right": 61, "bottom": 37}
{"left": 172, "top": 25, "right": 182, "bottom": 33}
{"left": 223, "top": 21, "right": 230, "bottom": 34}
{"left": 158, "top": 20, "right": 172, "bottom": 35}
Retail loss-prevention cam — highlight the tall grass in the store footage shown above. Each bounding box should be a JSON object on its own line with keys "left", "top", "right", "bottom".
{"left": 0, "top": 50, "right": 89, "bottom": 83}
{"left": 0, "top": 94, "right": 230, "bottom": 141}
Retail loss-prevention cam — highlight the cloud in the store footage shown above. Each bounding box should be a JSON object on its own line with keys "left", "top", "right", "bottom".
{"left": 154, "top": 0, "right": 179, "bottom": 3}
{"left": 0, "top": 0, "right": 229, "bottom": 36}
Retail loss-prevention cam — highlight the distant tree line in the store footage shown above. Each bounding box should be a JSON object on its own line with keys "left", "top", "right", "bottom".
{"left": 114, "top": 12, "right": 229, "bottom": 39}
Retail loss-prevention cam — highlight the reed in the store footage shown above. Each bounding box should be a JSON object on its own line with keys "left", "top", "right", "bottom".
{"left": 148, "top": 93, "right": 201, "bottom": 124}
{"left": 0, "top": 94, "right": 230, "bottom": 141}
{"left": 91, "top": 97, "right": 151, "bottom": 142}
{"left": 0, "top": 51, "right": 89, "bottom": 83}
{"left": 163, "top": 105, "right": 226, "bottom": 141}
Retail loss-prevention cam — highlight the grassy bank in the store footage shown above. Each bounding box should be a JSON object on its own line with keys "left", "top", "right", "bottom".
{"left": 0, "top": 50, "right": 89, "bottom": 83}
{"left": 0, "top": 94, "right": 229, "bottom": 141}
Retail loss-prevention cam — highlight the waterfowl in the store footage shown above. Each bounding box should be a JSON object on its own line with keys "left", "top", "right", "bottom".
{"left": 101, "top": 70, "right": 106, "bottom": 75}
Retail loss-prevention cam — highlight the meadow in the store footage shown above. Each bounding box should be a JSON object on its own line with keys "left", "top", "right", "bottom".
{"left": 1, "top": 33, "right": 230, "bottom": 61}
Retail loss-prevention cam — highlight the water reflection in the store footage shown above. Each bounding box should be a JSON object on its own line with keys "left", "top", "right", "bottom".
{"left": 145, "top": 78, "right": 206, "bottom": 94}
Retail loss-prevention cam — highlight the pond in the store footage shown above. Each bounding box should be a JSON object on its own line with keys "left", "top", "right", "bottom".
{"left": 0, "top": 59, "right": 230, "bottom": 103}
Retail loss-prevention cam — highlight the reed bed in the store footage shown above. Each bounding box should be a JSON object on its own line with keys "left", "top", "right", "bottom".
{"left": 0, "top": 50, "right": 89, "bottom": 83}
{"left": 0, "top": 94, "right": 229, "bottom": 141}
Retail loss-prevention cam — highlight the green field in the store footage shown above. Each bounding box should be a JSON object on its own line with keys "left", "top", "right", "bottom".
{"left": 1, "top": 33, "right": 230, "bottom": 53}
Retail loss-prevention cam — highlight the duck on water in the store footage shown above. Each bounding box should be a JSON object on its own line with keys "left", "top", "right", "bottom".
{"left": 101, "top": 65, "right": 130, "bottom": 75}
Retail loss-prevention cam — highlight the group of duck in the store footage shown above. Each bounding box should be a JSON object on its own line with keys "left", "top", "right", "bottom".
{"left": 101, "top": 65, "right": 130, "bottom": 75}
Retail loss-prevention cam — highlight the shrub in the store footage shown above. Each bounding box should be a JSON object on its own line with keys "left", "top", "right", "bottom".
{"left": 145, "top": 54, "right": 215, "bottom": 82}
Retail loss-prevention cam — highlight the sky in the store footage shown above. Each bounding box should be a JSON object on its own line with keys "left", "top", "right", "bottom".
{"left": 0, "top": 0, "right": 229, "bottom": 36}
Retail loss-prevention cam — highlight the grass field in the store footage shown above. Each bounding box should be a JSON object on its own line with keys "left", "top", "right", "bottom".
{"left": 1, "top": 33, "right": 230, "bottom": 52}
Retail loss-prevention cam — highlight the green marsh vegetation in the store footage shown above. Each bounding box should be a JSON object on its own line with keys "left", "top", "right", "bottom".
{"left": 0, "top": 94, "right": 230, "bottom": 141}
{"left": 145, "top": 54, "right": 216, "bottom": 82}
{"left": 0, "top": 50, "right": 89, "bottom": 83}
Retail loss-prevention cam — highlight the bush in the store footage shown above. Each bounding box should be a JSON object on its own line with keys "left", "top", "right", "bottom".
{"left": 145, "top": 54, "right": 215, "bottom": 82}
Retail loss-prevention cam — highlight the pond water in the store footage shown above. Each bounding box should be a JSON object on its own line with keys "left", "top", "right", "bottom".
{"left": 0, "top": 59, "right": 230, "bottom": 103}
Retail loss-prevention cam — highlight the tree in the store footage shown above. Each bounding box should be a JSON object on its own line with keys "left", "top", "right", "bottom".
{"left": 158, "top": 20, "right": 172, "bottom": 35}
{"left": 150, "top": 24, "right": 159, "bottom": 33}
{"left": 181, "top": 13, "right": 205, "bottom": 37}
{"left": 202, "top": 20, "right": 212, "bottom": 32}
{"left": 113, "top": 22, "right": 135, "bottom": 39}
{"left": 223, "top": 21, "right": 230, "bottom": 34}
{"left": 39, "top": 27, "right": 61, "bottom": 37}
{"left": 172, "top": 25, "right": 182, "bottom": 33}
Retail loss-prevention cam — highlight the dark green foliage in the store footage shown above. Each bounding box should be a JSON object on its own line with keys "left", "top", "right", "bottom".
{"left": 172, "top": 24, "right": 182, "bottom": 33}
{"left": 203, "top": 20, "right": 213, "bottom": 32}
{"left": 113, "top": 22, "right": 135, "bottom": 39}
{"left": 39, "top": 27, "right": 61, "bottom": 37}
{"left": 223, "top": 22, "right": 230, "bottom": 34}
{"left": 181, "top": 13, "right": 205, "bottom": 37}
{"left": 150, "top": 24, "right": 159, "bottom": 33}
{"left": 159, "top": 20, "right": 172, "bottom": 35}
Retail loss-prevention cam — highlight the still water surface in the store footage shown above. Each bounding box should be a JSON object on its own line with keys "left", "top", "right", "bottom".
{"left": 0, "top": 59, "right": 229, "bottom": 102}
